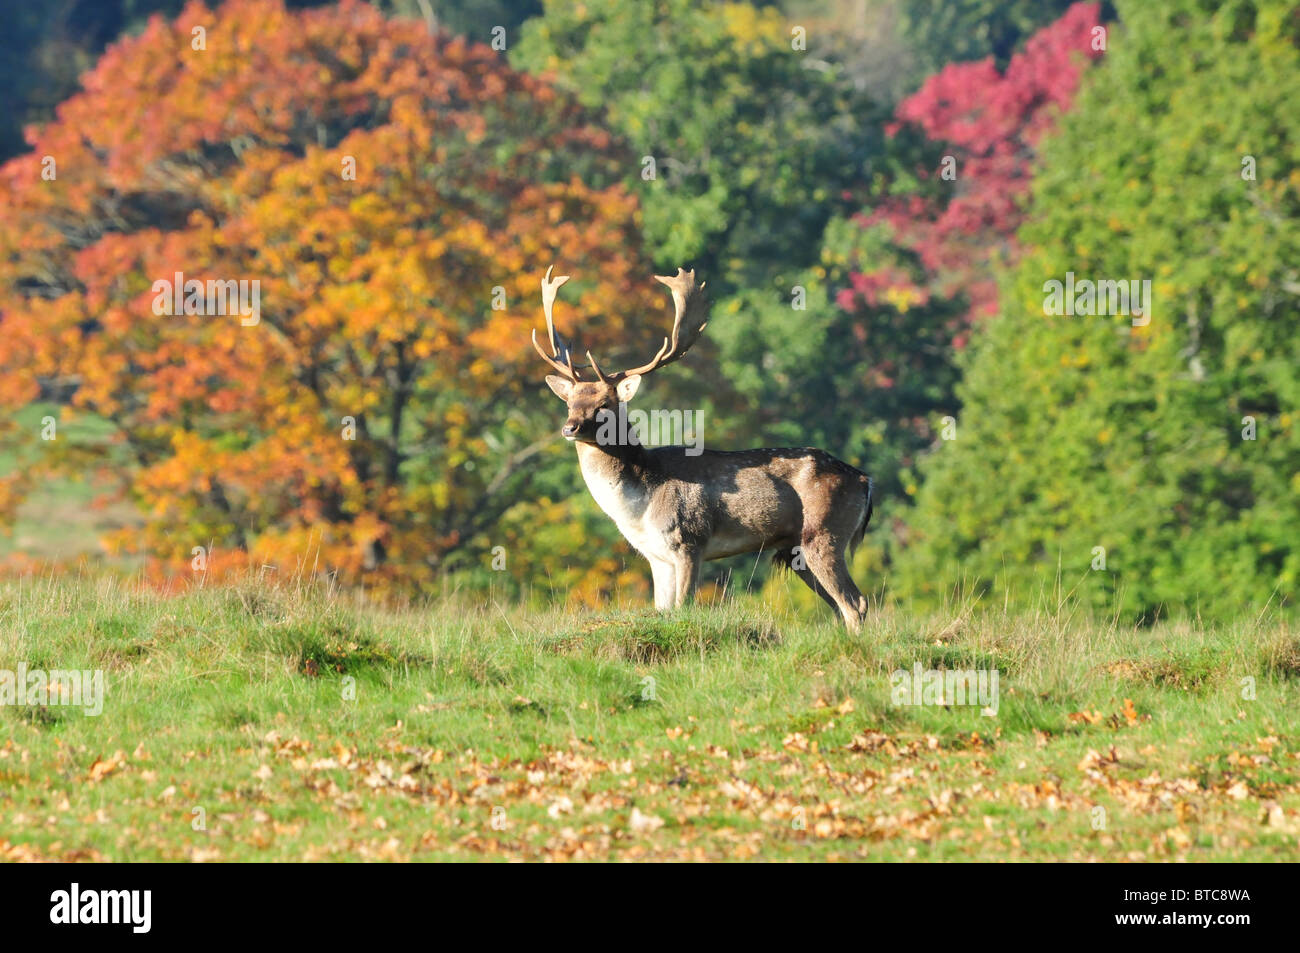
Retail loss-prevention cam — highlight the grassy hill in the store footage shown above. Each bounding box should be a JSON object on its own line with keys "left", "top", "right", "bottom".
{"left": 1, "top": 577, "right": 1296, "bottom": 861}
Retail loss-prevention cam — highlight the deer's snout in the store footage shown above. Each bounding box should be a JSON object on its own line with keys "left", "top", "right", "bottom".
{"left": 561, "top": 421, "right": 579, "bottom": 439}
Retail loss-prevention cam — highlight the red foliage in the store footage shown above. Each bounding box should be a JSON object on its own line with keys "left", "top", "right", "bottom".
{"left": 843, "top": 2, "right": 1103, "bottom": 335}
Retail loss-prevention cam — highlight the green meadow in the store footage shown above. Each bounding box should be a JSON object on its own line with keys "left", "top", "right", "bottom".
{"left": 1, "top": 577, "right": 1295, "bottom": 861}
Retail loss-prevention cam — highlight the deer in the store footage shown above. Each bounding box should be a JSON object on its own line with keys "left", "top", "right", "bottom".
{"left": 532, "top": 265, "right": 875, "bottom": 631}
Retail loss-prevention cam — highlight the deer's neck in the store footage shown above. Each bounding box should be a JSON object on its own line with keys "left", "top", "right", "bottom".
{"left": 574, "top": 439, "right": 652, "bottom": 489}
{"left": 573, "top": 440, "right": 661, "bottom": 555}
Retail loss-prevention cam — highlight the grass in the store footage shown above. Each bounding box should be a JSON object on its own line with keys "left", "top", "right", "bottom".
{"left": 0, "top": 403, "right": 140, "bottom": 563}
{"left": 0, "top": 575, "right": 1297, "bottom": 861}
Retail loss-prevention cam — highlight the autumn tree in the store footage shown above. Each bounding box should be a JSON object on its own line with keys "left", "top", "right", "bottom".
{"left": 0, "top": 0, "right": 346, "bottom": 162}
{"left": 896, "top": 0, "right": 1300, "bottom": 619}
{"left": 0, "top": 0, "right": 659, "bottom": 588}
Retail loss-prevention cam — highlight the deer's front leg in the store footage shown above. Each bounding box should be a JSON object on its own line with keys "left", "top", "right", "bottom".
{"left": 649, "top": 558, "right": 677, "bottom": 611}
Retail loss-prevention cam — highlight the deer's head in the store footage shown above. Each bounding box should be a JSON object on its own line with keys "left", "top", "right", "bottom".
{"left": 532, "top": 265, "right": 708, "bottom": 444}
{"left": 542, "top": 375, "right": 639, "bottom": 443}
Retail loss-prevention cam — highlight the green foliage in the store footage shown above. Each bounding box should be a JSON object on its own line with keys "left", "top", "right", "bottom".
{"left": 898, "top": 0, "right": 1082, "bottom": 79}
{"left": 513, "top": 0, "right": 882, "bottom": 296}
{"left": 896, "top": 0, "right": 1300, "bottom": 620}
{"left": 708, "top": 215, "right": 963, "bottom": 497}
{"left": 375, "top": 0, "right": 542, "bottom": 38}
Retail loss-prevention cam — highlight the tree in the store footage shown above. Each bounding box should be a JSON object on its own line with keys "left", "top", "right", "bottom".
{"left": 513, "top": 0, "right": 881, "bottom": 298}
{"left": 376, "top": 0, "right": 544, "bottom": 41}
{"left": 895, "top": 0, "right": 1300, "bottom": 620}
{"left": 731, "top": 3, "right": 1104, "bottom": 502}
{"left": 0, "top": 0, "right": 343, "bottom": 163}
{"left": 867, "top": 1, "right": 1104, "bottom": 331}
{"left": 897, "top": 0, "right": 1083, "bottom": 83}
{"left": 0, "top": 0, "right": 657, "bottom": 588}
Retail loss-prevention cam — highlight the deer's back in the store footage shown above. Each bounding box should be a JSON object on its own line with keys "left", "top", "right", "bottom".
{"left": 643, "top": 446, "right": 869, "bottom": 559}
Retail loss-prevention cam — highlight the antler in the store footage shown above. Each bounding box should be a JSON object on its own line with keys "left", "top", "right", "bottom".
{"left": 531, "top": 265, "right": 582, "bottom": 381}
{"left": 530, "top": 265, "right": 710, "bottom": 384}
{"left": 597, "top": 268, "right": 709, "bottom": 383}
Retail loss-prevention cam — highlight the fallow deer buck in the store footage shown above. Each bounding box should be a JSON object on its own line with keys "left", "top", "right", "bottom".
{"left": 532, "top": 265, "right": 875, "bottom": 630}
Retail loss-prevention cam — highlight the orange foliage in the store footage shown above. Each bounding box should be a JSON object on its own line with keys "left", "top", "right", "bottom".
{"left": 0, "top": 0, "right": 656, "bottom": 590}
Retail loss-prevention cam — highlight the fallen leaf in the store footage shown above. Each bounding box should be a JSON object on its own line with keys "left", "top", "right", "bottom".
{"left": 629, "top": 807, "right": 664, "bottom": 833}
{"left": 88, "top": 752, "right": 124, "bottom": 782}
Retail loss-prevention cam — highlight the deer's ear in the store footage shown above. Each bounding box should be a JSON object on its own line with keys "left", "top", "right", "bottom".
{"left": 544, "top": 376, "right": 573, "bottom": 400}
{"left": 616, "top": 375, "right": 642, "bottom": 403}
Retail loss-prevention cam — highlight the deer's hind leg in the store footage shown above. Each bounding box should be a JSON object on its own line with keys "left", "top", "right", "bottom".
{"left": 801, "top": 532, "right": 867, "bottom": 632}
{"left": 671, "top": 548, "right": 701, "bottom": 607}
{"left": 776, "top": 545, "right": 842, "bottom": 618}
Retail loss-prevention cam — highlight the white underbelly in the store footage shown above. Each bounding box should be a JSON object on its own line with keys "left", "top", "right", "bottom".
{"left": 701, "top": 529, "right": 763, "bottom": 560}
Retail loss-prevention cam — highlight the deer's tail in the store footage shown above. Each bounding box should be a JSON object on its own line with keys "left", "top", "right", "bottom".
{"left": 849, "top": 474, "right": 874, "bottom": 558}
